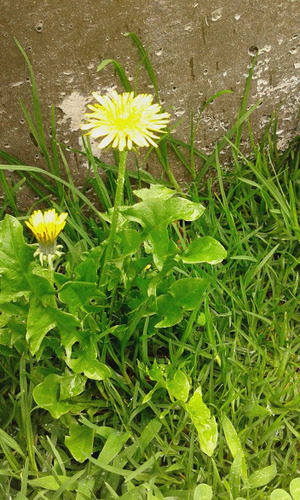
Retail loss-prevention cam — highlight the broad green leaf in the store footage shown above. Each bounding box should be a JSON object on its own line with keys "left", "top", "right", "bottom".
{"left": 249, "top": 463, "right": 277, "bottom": 488}
{"left": 73, "top": 257, "right": 99, "bottom": 282}
{"left": 168, "top": 278, "right": 207, "bottom": 310}
{"left": 122, "top": 197, "right": 204, "bottom": 228}
{"left": 181, "top": 236, "right": 227, "bottom": 264}
{"left": 147, "top": 258, "right": 177, "bottom": 297}
{"left": 155, "top": 293, "right": 182, "bottom": 327}
{"left": 0, "top": 310, "right": 10, "bottom": 327}
{"left": 121, "top": 196, "right": 205, "bottom": 268}
{"left": 148, "top": 361, "right": 166, "bottom": 382}
{"left": 0, "top": 300, "right": 28, "bottom": 319}
{"left": 186, "top": 388, "right": 218, "bottom": 456}
{"left": 115, "top": 229, "right": 144, "bottom": 258}
{"left": 194, "top": 483, "right": 213, "bottom": 500}
{"left": 0, "top": 319, "right": 26, "bottom": 353}
{"left": 290, "top": 478, "right": 300, "bottom": 499}
{"left": 56, "top": 253, "right": 103, "bottom": 313}
{"left": 66, "top": 340, "right": 112, "bottom": 381}
{"left": 65, "top": 424, "right": 94, "bottom": 462}
{"left": 59, "top": 373, "right": 86, "bottom": 400}
{"left": 57, "top": 254, "right": 104, "bottom": 312}
{"left": 49, "top": 308, "right": 80, "bottom": 350}
{"left": 148, "top": 225, "right": 172, "bottom": 268}
{"left": 0, "top": 215, "right": 34, "bottom": 301}
{"left": 133, "top": 184, "right": 176, "bottom": 200}
{"left": 26, "top": 295, "right": 56, "bottom": 354}
{"left": 33, "top": 374, "right": 71, "bottom": 419}
{"left": 67, "top": 356, "right": 111, "bottom": 380}
{"left": 28, "top": 475, "right": 74, "bottom": 491}
{"left": 166, "top": 370, "right": 191, "bottom": 402}
{"left": 0, "top": 329, "right": 12, "bottom": 346}
{"left": 222, "top": 414, "right": 247, "bottom": 482}
{"left": 0, "top": 215, "right": 55, "bottom": 302}
{"left": 154, "top": 278, "right": 207, "bottom": 327}
{"left": 58, "top": 281, "right": 103, "bottom": 310}
{"left": 270, "top": 491, "right": 292, "bottom": 500}
{"left": 0, "top": 215, "right": 72, "bottom": 354}
{"left": 26, "top": 267, "right": 56, "bottom": 296}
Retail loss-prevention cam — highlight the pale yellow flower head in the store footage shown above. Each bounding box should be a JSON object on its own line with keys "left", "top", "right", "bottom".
{"left": 81, "top": 91, "right": 170, "bottom": 151}
{"left": 25, "top": 209, "right": 68, "bottom": 266}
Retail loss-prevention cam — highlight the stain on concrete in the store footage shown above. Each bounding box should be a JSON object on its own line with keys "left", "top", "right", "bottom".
{"left": 58, "top": 91, "right": 90, "bottom": 133}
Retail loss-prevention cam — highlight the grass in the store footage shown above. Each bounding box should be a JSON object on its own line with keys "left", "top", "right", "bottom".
{"left": 0, "top": 34, "right": 299, "bottom": 499}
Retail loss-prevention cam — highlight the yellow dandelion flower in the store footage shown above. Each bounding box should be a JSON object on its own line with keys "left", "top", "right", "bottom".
{"left": 81, "top": 91, "right": 170, "bottom": 151}
{"left": 25, "top": 209, "right": 68, "bottom": 266}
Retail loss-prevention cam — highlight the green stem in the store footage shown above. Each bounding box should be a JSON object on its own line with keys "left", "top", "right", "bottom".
{"left": 99, "top": 150, "right": 128, "bottom": 286}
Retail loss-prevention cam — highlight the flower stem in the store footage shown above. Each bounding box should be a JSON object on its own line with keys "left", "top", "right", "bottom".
{"left": 99, "top": 150, "right": 128, "bottom": 286}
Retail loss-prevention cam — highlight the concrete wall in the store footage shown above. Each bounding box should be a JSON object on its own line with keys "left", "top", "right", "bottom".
{"left": 1, "top": 0, "right": 299, "bottom": 195}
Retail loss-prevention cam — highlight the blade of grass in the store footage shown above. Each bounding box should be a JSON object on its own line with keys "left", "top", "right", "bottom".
{"left": 19, "top": 457, "right": 30, "bottom": 498}
{"left": 19, "top": 355, "right": 38, "bottom": 471}
{"left": 235, "top": 53, "right": 258, "bottom": 149}
{"left": 50, "top": 105, "right": 64, "bottom": 201}
{"left": 0, "top": 150, "right": 58, "bottom": 199}
{"left": 226, "top": 138, "right": 291, "bottom": 219}
{"left": 0, "top": 164, "right": 105, "bottom": 223}
{"left": 52, "top": 470, "right": 85, "bottom": 500}
{"left": 15, "top": 38, "right": 48, "bottom": 157}
{"left": 62, "top": 144, "right": 167, "bottom": 186}
{"left": 97, "top": 60, "right": 132, "bottom": 92}
{"left": 0, "top": 431, "right": 22, "bottom": 471}
{"left": 195, "top": 99, "right": 262, "bottom": 183}
{"left": 124, "top": 32, "right": 160, "bottom": 102}
{"left": 199, "top": 89, "right": 233, "bottom": 116}
{"left": 215, "top": 149, "right": 241, "bottom": 249}
{"left": 0, "top": 170, "right": 19, "bottom": 215}
{"left": 155, "top": 138, "right": 183, "bottom": 193}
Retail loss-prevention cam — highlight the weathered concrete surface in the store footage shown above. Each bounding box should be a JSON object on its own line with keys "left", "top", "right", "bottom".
{"left": 1, "top": 0, "right": 299, "bottom": 198}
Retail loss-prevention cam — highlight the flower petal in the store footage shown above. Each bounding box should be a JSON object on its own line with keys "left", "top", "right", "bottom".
{"left": 81, "top": 92, "right": 170, "bottom": 151}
